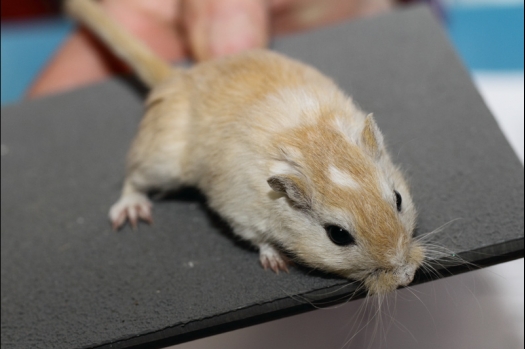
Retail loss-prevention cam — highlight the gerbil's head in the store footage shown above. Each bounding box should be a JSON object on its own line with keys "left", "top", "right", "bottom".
{"left": 268, "top": 113, "right": 424, "bottom": 295}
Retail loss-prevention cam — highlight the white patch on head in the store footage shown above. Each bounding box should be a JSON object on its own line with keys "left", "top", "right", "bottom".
{"left": 263, "top": 88, "right": 321, "bottom": 130}
{"left": 328, "top": 165, "right": 360, "bottom": 190}
{"left": 333, "top": 116, "right": 358, "bottom": 143}
{"left": 332, "top": 107, "right": 367, "bottom": 144}
{"left": 379, "top": 175, "right": 394, "bottom": 202}
{"left": 269, "top": 160, "right": 298, "bottom": 176}
{"left": 269, "top": 145, "right": 305, "bottom": 176}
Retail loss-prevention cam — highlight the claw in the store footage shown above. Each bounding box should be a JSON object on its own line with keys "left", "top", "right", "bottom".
{"left": 112, "top": 211, "right": 127, "bottom": 231}
{"left": 259, "top": 243, "right": 290, "bottom": 274}
{"left": 279, "top": 259, "right": 290, "bottom": 274}
{"left": 137, "top": 205, "right": 153, "bottom": 225}
{"left": 128, "top": 206, "right": 138, "bottom": 229}
{"left": 109, "top": 193, "right": 153, "bottom": 230}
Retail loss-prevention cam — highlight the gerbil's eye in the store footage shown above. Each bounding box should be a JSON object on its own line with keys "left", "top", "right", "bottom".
{"left": 394, "top": 190, "right": 402, "bottom": 211}
{"left": 325, "top": 225, "right": 356, "bottom": 246}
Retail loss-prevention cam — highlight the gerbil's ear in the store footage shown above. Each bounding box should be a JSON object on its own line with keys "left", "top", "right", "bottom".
{"left": 361, "top": 114, "right": 384, "bottom": 159}
{"left": 267, "top": 175, "right": 310, "bottom": 210}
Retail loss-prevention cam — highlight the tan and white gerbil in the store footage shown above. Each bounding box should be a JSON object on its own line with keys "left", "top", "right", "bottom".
{"left": 67, "top": 0, "right": 425, "bottom": 295}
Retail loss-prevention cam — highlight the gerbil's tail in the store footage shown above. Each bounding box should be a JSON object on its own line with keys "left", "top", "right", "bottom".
{"left": 66, "top": 0, "right": 173, "bottom": 88}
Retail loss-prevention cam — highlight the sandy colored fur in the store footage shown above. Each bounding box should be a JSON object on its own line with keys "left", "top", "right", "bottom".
{"left": 98, "top": 46, "right": 423, "bottom": 293}
{"left": 275, "top": 121, "right": 403, "bottom": 263}
{"left": 72, "top": 0, "right": 426, "bottom": 294}
{"left": 111, "top": 49, "right": 424, "bottom": 294}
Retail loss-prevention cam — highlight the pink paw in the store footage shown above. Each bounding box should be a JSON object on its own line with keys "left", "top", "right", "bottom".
{"left": 109, "top": 194, "right": 152, "bottom": 230}
{"left": 259, "top": 243, "right": 290, "bottom": 274}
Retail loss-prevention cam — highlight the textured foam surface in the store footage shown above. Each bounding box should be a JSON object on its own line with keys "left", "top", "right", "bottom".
{"left": 1, "top": 6, "right": 523, "bottom": 349}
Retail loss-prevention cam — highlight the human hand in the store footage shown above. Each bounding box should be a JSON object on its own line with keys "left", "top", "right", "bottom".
{"left": 27, "top": 0, "right": 394, "bottom": 98}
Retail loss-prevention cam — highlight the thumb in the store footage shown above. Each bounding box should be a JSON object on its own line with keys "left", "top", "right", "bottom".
{"left": 182, "top": 0, "right": 269, "bottom": 61}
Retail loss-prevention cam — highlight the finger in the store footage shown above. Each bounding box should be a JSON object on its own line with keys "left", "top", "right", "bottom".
{"left": 104, "top": 0, "right": 186, "bottom": 63}
{"left": 28, "top": 0, "right": 186, "bottom": 98}
{"left": 182, "top": 0, "right": 269, "bottom": 61}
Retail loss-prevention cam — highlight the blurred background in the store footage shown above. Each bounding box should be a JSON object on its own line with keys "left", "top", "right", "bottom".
{"left": 1, "top": 0, "right": 523, "bottom": 348}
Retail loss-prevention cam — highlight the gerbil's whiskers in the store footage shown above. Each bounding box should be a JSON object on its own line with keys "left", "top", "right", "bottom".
{"left": 420, "top": 259, "right": 444, "bottom": 280}
{"left": 385, "top": 291, "right": 419, "bottom": 344}
{"left": 415, "top": 218, "right": 486, "bottom": 282}
{"left": 415, "top": 217, "right": 463, "bottom": 243}
{"left": 423, "top": 245, "right": 481, "bottom": 274}
{"left": 340, "top": 295, "right": 373, "bottom": 349}
{"left": 340, "top": 291, "right": 395, "bottom": 349}
{"left": 278, "top": 280, "right": 360, "bottom": 310}
{"left": 403, "top": 285, "right": 436, "bottom": 328}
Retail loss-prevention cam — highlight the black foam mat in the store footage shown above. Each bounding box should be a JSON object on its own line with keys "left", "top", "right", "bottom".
{"left": 1, "top": 5, "right": 523, "bottom": 349}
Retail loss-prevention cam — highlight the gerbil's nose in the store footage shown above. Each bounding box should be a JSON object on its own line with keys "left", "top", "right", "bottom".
{"left": 396, "top": 265, "right": 416, "bottom": 287}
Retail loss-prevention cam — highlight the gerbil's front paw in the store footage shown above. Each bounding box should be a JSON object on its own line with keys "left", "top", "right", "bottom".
{"left": 259, "top": 243, "right": 290, "bottom": 274}
{"left": 109, "top": 194, "right": 152, "bottom": 230}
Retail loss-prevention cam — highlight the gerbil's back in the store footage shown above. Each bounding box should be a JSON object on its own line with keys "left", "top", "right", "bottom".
{"left": 182, "top": 50, "right": 362, "bottom": 191}
{"left": 185, "top": 50, "right": 352, "bottom": 152}
{"left": 189, "top": 50, "right": 342, "bottom": 127}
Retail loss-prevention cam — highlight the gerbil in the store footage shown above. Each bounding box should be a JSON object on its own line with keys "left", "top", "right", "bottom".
{"left": 67, "top": 0, "right": 425, "bottom": 295}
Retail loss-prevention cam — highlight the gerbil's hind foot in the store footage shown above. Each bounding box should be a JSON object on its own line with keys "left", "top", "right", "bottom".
{"left": 259, "top": 243, "right": 290, "bottom": 274}
{"left": 109, "top": 193, "right": 152, "bottom": 230}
